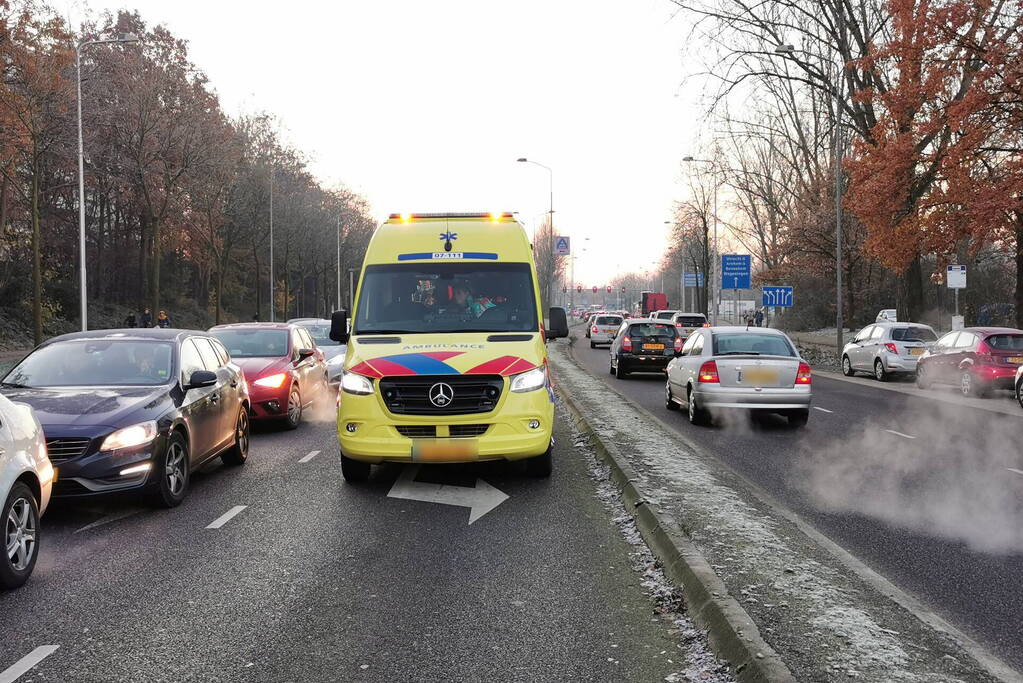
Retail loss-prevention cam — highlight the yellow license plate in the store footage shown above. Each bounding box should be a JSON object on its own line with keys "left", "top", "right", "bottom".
{"left": 743, "top": 369, "right": 778, "bottom": 384}
{"left": 411, "top": 439, "right": 478, "bottom": 463}
{"left": 910, "top": 348, "right": 924, "bottom": 356}
{"left": 643, "top": 343, "right": 665, "bottom": 350}
{"left": 1009, "top": 357, "right": 1023, "bottom": 364}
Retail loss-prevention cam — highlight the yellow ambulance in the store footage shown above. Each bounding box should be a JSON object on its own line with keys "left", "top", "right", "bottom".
{"left": 329, "top": 212, "right": 569, "bottom": 481}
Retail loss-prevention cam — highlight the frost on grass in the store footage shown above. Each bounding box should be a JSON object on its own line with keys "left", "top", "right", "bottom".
{"left": 572, "top": 431, "right": 733, "bottom": 683}
{"left": 552, "top": 347, "right": 973, "bottom": 683}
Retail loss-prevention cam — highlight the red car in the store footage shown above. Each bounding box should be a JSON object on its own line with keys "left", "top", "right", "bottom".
{"left": 208, "top": 323, "right": 330, "bottom": 428}
{"left": 916, "top": 326, "right": 1023, "bottom": 397}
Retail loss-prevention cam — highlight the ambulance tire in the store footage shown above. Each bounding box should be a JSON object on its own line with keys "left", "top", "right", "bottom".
{"left": 524, "top": 445, "right": 552, "bottom": 478}
{"left": 340, "top": 452, "right": 370, "bottom": 483}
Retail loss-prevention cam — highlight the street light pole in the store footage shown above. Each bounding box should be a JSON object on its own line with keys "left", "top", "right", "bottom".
{"left": 269, "top": 168, "right": 274, "bottom": 322}
{"left": 682, "top": 157, "right": 719, "bottom": 324}
{"left": 336, "top": 212, "right": 342, "bottom": 311}
{"left": 774, "top": 15, "right": 846, "bottom": 353}
{"left": 76, "top": 33, "right": 138, "bottom": 331}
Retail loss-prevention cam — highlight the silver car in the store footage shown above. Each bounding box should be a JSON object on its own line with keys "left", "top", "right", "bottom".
{"left": 841, "top": 322, "right": 937, "bottom": 381}
{"left": 288, "top": 318, "right": 348, "bottom": 385}
{"left": 665, "top": 326, "right": 812, "bottom": 427}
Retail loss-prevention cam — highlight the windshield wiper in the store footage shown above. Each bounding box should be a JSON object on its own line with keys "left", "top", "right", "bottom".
{"left": 717, "top": 351, "right": 760, "bottom": 356}
{"left": 0, "top": 381, "right": 30, "bottom": 388}
{"left": 355, "top": 330, "right": 413, "bottom": 335}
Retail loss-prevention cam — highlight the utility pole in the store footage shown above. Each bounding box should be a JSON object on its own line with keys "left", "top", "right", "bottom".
{"left": 833, "top": 3, "right": 846, "bottom": 356}
{"left": 269, "top": 167, "right": 274, "bottom": 322}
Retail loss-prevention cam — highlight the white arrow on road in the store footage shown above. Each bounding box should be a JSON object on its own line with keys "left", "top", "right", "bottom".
{"left": 387, "top": 465, "right": 508, "bottom": 524}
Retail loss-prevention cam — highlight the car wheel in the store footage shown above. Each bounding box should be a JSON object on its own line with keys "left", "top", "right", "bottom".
{"left": 614, "top": 361, "right": 629, "bottom": 379}
{"left": 284, "top": 386, "right": 302, "bottom": 430}
{"left": 524, "top": 444, "right": 553, "bottom": 478}
{"left": 590, "top": 341, "right": 596, "bottom": 349}
{"left": 221, "top": 409, "right": 250, "bottom": 466}
{"left": 608, "top": 356, "right": 615, "bottom": 376}
{"left": 150, "top": 431, "right": 189, "bottom": 508}
{"left": 961, "top": 371, "right": 987, "bottom": 398}
{"left": 1016, "top": 381, "right": 1023, "bottom": 411}
{"left": 916, "top": 365, "right": 932, "bottom": 390}
{"left": 687, "top": 388, "right": 709, "bottom": 426}
{"left": 842, "top": 355, "right": 855, "bottom": 377}
{"left": 665, "top": 382, "right": 680, "bottom": 411}
{"left": 787, "top": 409, "right": 809, "bottom": 428}
{"left": 340, "top": 452, "right": 370, "bottom": 483}
{"left": 874, "top": 359, "right": 888, "bottom": 382}
{"left": 1, "top": 482, "right": 39, "bottom": 589}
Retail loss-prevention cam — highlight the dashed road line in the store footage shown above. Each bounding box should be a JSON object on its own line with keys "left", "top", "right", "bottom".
{"left": 813, "top": 407, "right": 833, "bottom": 413}
{"left": 74, "top": 508, "right": 143, "bottom": 534}
{"left": 299, "top": 450, "right": 321, "bottom": 463}
{"left": 885, "top": 429, "right": 916, "bottom": 440}
{"left": 1007, "top": 468, "right": 1023, "bottom": 476}
{"left": 206, "top": 505, "right": 247, "bottom": 529}
{"left": 0, "top": 645, "right": 59, "bottom": 683}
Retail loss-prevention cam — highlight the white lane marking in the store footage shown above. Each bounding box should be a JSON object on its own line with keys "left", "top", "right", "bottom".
{"left": 1007, "top": 468, "right": 1023, "bottom": 476}
{"left": 0, "top": 645, "right": 59, "bottom": 683}
{"left": 387, "top": 465, "right": 508, "bottom": 525}
{"left": 813, "top": 407, "right": 833, "bottom": 413}
{"left": 74, "top": 508, "right": 143, "bottom": 534}
{"left": 206, "top": 505, "right": 247, "bottom": 529}
{"left": 298, "top": 450, "right": 320, "bottom": 463}
{"left": 885, "top": 429, "right": 916, "bottom": 440}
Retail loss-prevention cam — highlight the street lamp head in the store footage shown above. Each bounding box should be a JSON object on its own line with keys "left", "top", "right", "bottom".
{"left": 516, "top": 157, "right": 528, "bottom": 163}
{"left": 118, "top": 33, "right": 140, "bottom": 42}
{"left": 774, "top": 44, "right": 795, "bottom": 53}
{"left": 682, "top": 156, "right": 695, "bottom": 161}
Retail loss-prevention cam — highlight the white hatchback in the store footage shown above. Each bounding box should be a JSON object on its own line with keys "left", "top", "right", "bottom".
{"left": 1, "top": 393, "right": 52, "bottom": 589}
{"left": 589, "top": 314, "right": 624, "bottom": 348}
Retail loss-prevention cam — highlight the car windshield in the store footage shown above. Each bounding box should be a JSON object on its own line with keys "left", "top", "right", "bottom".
{"left": 629, "top": 323, "right": 676, "bottom": 337}
{"left": 655, "top": 311, "right": 675, "bottom": 319}
{"left": 301, "top": 324, "right": 340, "bottom": 347}
{"left": 891, "top": 326, "right": 937, "bottom": 342}
{"left": 713, "top": 333, "right": 796, "bottom": 357}
{"left": 985, "top": 334, "right": 1023, "bottom": 350}
{"left": 211, "top": 329, "right": 290, "bottom": 357}
{"left": 596, "top": 316, "right": 622, "bottom": 325}
{"left": 3, "top": 340, "right": 174, "bottom": 387}
{"left": 354, "top": 262, "right": 538, "bottom": 334}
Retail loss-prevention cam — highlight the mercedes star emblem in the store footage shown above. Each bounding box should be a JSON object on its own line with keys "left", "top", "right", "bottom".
{"left": 429, "top": 382, "right": 454, "bottom": 407}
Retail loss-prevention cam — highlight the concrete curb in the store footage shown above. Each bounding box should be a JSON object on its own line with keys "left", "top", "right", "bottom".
{"left": 555, "top": 345, "right": 795, "bottom": 682}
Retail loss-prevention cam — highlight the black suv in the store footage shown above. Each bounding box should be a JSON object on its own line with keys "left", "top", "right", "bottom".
{"left": 608, "top": 319, "right": 679, "bottom": 379}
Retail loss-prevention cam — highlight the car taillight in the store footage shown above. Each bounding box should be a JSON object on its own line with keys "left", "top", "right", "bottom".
{"left": 622, "top": 336, "right": 632, "bottom": 352}
{"left": 702, "top": 322, "right": 711, "bottom": 327}
{"left": 976, "top": 341, "right": 995, "bottom": 364}
{"left": 675, "top": 323, "right": 683, "bottom": 328}
{"left": 796, "top": 362, "right": 812, "bottom": 385}
{"left": 592, "top": 326, "right": 598, "bottom": 333}
{"left": 673, "top": 337, "right": 683, "bottom": 353}
{"left": 884, "top": 343, "right": 898, "bottom": 354}
{"left": 698, "top": 360, "right": 719, "bottom": 383}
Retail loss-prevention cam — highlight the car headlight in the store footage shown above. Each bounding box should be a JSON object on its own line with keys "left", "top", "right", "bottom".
{"left": 341, "top": 371, "right": 374, "bottom": 395}
{"left": 253, "top": 372, "right": 288, "bottom": 388}
{"left": 101, "top": 421, "right": 159, "bottom": 451}
{"left": 510, "top": 366, "right": 546, "bottom": 393}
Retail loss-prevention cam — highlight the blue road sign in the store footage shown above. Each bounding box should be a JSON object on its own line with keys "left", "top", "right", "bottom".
{"left": 554, "top": 236, "right": 571, "bottom": 256}
{"left": 721, "top": 254, "right": 751, "bottom": 290}
{"left": 683, "top": 272, "right": 704, "bottom": 287}
{"left": 762, "top": 286, "right": 794, "bottom": 308}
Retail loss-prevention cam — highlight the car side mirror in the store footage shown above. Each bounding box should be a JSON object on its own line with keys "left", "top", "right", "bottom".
{"left": 545, "top": 307, "right": 569, "bottom": 340}
{"left": 186, "top": 369, "right": 217, "bottom": 389}
{"left": 297, "top": 348, "right": 315, "bottom": 360}
{"left": 329, "top": 310, "right": 350, "bottom": 344}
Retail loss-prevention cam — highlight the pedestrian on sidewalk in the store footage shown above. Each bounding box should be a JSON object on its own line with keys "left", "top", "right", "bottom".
{"left": 124, "top": 312, "right": 137, "bottom": 328}
{"left": 754, "top": 308, "right": 764, "bottom": 327}
{"left": 140, "top": 308, "right": 152, "bottom": 328}
{"left": 156, "top": 310, "right": 171, "bottom": 328}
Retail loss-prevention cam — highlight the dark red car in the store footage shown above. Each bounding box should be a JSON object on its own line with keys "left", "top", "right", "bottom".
{"left": 208, "top": 323, "right": 330, "bottom": 428}
{"left": 916, "top": 327, "right": 1023, "bottom": 397}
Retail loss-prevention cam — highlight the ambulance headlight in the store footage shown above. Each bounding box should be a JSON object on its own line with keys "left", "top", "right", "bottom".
{"left": 341, "top": 371, "right": 374, "bottom": 396}
{"left": 510, "top": 366, "right": 546, "bottom": 393}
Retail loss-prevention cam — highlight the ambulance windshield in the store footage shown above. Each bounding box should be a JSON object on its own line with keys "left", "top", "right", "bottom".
{"left": 354, "top": 262, "right": 538, "bottom": 334}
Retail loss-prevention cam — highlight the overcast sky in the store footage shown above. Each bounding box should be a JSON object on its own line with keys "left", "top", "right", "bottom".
{"left": 69, "top": 0, "right": 704, "bottom": 287}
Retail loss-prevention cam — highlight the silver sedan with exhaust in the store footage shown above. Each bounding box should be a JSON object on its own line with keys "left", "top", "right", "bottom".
{"left": 664, "top": 326, "right": 812, "bottom": 427}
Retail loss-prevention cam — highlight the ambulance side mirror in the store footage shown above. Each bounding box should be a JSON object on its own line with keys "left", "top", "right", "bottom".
{"left": 329, "top": 310, "right": 350, "bottom": 344}
{"left": 546, "top": 307, "right": 569, "bottom": 340}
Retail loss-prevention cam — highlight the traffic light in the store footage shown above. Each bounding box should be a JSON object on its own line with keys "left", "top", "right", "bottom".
{"left": 606, "top": 286, "right": 612, "bottom": 293}
{"left": 576, "top": 285, "right": 582, "bottom": 292}
{"left": 591, "top": 286, "right": 598, "bottom": 293}
{"left": 621, "top": 286, "right": 625, "bottom": 292}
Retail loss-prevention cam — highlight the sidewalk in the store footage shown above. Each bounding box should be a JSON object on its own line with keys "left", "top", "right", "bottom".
{"left": 550, "top": 339, "right": 1015, "bottom": 683}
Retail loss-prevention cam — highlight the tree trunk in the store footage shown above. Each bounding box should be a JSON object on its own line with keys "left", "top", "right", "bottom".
{"left": 902, "top": 255, "right": 924, "bottom": 321}
{"left": 215, "top": 252, "right": 224, "bottom": 325}
{"left": 1016, "top": 216, "right": 1023, "bottom": 330}
{"left": 150, "top": 217, "right": 161, "bottom": 316}
{"left": 252, "top": 244, "right": 262, "bottom": 320}
{"left": 31, "top": 148, "right": 43, "bottom": 344}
